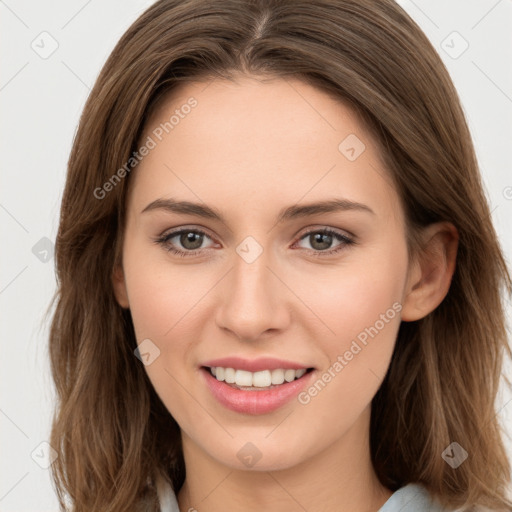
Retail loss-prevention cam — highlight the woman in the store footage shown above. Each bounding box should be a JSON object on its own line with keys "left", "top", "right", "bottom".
{"left": 48, "top": 0, "right": 512, "bottom": 510}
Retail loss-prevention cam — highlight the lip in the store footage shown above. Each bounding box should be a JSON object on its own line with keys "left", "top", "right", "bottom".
{"left": 201, "top": 366, "right": 315, "bottom": 415}
{"left": 201, "top": 356, "right": 310, "bottom": 372}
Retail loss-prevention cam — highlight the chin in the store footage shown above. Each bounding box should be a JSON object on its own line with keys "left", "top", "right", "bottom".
{"left": 201, "top": 435, "right": 312, "bottom": 472}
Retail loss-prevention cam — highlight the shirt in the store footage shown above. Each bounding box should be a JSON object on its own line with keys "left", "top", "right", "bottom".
{"left": 157, "top": 479, "right": 452, "bottom": 511}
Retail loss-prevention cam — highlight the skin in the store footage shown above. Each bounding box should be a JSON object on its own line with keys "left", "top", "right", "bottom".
{"left": 112, "top": 75, "right": 458, "bottom": 512}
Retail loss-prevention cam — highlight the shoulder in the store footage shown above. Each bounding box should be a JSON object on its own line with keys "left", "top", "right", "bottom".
{"left": 378, "top": 483, "right": 459, "bottom": 512}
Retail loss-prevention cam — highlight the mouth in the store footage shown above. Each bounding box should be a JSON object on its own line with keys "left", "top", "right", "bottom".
{"left": 202, "top": 366, "right": 314, "bottom": 391}
{"left": 199, "top": 362, "right": 316, "bottom": 415}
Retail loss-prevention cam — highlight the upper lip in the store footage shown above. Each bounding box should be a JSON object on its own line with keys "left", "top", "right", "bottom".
{"left": 201, "top": 357, "right": 312, "bottom": 372}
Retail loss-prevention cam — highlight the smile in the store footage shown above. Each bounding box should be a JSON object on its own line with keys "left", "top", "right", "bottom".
{"left": 208, "top": 366, "right": 309, "bottom": 390}
{"left": 200, "top": 360, "right": 315, "bottom": 415}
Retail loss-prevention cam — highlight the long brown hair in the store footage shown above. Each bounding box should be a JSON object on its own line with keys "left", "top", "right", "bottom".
{"left": 48, "top": 0, "right": 512, "bottom": 510}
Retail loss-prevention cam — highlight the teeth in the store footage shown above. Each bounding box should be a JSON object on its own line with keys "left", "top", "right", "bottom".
{"left": 209, "top": 367, "right": 308, "bottom": 387}
{"left": 224, "top": 367, "right": 236, "bottom": 383}
{"left": 235, "top": 369, "right": 253, "bottom": 386}
{"left": 252, "top": 370, "right": 271, "bottom": 387}
{"left": 271, "top": 369, "right": 285, "bottom": 385}
{"left": 284, "top": 369, "right": 296, "bottom": 382}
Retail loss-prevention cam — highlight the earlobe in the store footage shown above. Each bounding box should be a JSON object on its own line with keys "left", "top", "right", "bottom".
{"left": 401, "top": 222, "right": 458, "bottom": 322}
{"left": 112, "top": 264, "right": 130, "bottom": 309}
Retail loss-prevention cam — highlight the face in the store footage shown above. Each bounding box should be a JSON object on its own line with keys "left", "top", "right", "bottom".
{"left": 113, "top": 75, "right": 415, "bottom": 472}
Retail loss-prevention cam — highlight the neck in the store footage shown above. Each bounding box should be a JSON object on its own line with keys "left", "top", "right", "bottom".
{"left": 177, "top": 407, "right": 392, "bottom": 512}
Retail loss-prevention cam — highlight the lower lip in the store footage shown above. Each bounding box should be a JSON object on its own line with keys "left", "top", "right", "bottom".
{"left": 201, "top": 367, "right": 315, "bottom": 415}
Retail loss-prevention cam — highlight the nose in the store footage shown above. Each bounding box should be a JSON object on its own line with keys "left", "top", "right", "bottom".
{"left": 215, "top": 249, "right": 291, "bottom": 342}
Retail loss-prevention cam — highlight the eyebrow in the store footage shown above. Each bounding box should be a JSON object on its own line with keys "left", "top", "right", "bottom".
{"left": 141, "top": 197, "right": 375, "bottom": 223}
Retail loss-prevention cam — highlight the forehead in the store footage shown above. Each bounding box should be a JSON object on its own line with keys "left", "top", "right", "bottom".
{"left": 143, "top": 75, "right": 364, "bottom": 157}
{"left": 126, "top": 76, "right": 401, "bottom": 225}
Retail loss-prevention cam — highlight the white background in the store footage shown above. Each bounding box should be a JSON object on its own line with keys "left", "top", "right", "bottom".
{"left": 1, "top": 0, "right": 511, "bottom": 510}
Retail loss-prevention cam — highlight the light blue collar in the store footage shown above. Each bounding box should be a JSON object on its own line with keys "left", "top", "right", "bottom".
{"left": 378, "top": 483, "right": 450, "bottom": 511}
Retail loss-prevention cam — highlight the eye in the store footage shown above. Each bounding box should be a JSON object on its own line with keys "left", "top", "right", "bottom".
{"left": 154, "top": 228, "right": 216, "bottom": 257}
{"left": 154, "top": 226, "right": 356, "bottom": 258}
{"left": 294, "top": 228, "right": 355, "bottom": 256}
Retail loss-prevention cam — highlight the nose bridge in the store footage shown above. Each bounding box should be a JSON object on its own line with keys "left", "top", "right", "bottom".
{"left": 232, "top": 247, "right": 272, "bottom": 301}
{"left": 215, "top": 240, "right": 289, "bottom": 340}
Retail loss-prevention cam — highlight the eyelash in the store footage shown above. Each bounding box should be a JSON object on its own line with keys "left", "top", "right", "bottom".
{"left": 153, "top": 227, "right": 356, "bottom": 258}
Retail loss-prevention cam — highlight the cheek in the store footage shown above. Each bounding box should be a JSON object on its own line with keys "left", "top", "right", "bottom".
{"left": 292, "top": 260, "right": 405, "bottom": 450}
{"left": 122, "top": 249, "right": 208, "bottom": 430}
{"left": 294, "top": 237, "right": 407, "bottom": 356}
{"left": 288, "top": 239, "right": 406, "bottom": 434}
{"left": 122, "top": 240, "right": 210, "bottom": 341}
{"left": 297, "top": 279, "right": 402, "bottom": 416}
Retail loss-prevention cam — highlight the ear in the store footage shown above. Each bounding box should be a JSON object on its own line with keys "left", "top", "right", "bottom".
{"left": 112, "top": 263, "right": 130, "bottom": 309}
{"left": 401, "top": 222, "right": 458, "bottom": 322}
